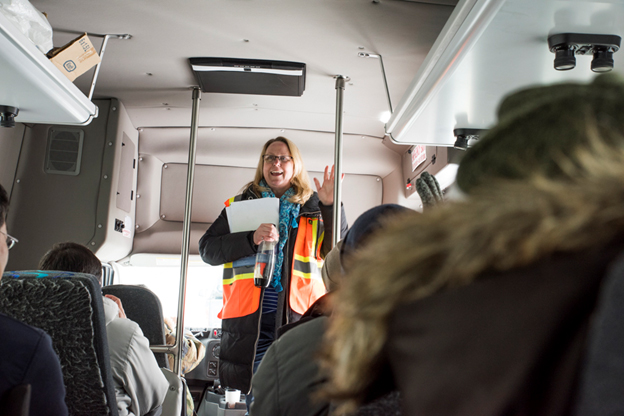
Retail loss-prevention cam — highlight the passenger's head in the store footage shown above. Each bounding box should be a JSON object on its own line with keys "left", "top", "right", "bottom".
{"left": 0, "top": 183, "right": 9, "bottom": 275}
{"left": 39, "top": 242, "right": 103, "bottom": 285}
{"left": 340, "top": 204, "right": 412, "bottom": 272}
{"left": 250, "top": 136, "right": 313, "bottom": 203}
{"left": 456, "top": 73, "right": 624, "bottom": 194}
{"left": 322, "top": 204, "right": 412, "bottom": 290}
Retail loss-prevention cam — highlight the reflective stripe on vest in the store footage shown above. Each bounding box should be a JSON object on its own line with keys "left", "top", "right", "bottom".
{"left": 289, "top": 217, "right": 327, "bottom": 315}
{"left": 218, "top": 194, "right": 327, "bottom": 319}
{"left": 224, "top": 196, "right": 237, "bottom": 208}
{"left": 217, "top": 260, "right": 261, "bottom": 319}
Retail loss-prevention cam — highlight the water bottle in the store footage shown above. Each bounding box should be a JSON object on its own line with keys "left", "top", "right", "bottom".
{"left": 254, "top": 240, "right": 276, "bottom": 288}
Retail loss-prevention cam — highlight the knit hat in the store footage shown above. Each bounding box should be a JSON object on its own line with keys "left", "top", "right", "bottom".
{"left": 456, "top": 73, "right": 624, "bottom": 194}
{"left": 340, "top": 204, "right": 413, "bottom": 273}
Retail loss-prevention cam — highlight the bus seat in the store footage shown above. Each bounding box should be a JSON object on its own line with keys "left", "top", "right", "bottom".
{"left": 102, "top": 284, "right": 169, "bottom": 369}
{"left": 160, "top": 368, "right": 187, "bottom": 416}
{"left": 0, "top": 271, "right": 119, "bottom": 416}
{"left": 0, "top": 384, "right": 31, "bottom": 416}
{"left": 574, "top": 253, "right": 624, "bottom": 416}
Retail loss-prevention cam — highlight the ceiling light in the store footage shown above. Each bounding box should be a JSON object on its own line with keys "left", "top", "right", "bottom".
{"left": 548, "top": 33, "right": 621, "bottom": 73}
{"left": 453, "top": 135, "right": 469, "bottom": 150}
{"left": 0, "top": 105, "right": 18, "bottom": 128}
{"left": 380, "top": 111, "right": 391, "bottom": 123}
{"left": 553, "top": 45, "right": 576, "bottom": 70}
{"left": 591, "top": 46, "right": 614, "bottom": 72}
{"left": 190, "top": 57, "right": 306, "bottom": 96}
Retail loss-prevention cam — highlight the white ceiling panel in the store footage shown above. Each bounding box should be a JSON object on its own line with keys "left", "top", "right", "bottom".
{"left": 30, "top": 0, "right": 455, "bottom": 137}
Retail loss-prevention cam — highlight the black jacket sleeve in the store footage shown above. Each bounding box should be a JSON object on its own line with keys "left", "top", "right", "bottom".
{"left": 199, "top": 207, "right": 258, "bottom": 265}
{"left": 28, "top": 330, "right": 69, "bottom": 416}
{"left": 318, "top": 202, "right": 349, "bottom": 258}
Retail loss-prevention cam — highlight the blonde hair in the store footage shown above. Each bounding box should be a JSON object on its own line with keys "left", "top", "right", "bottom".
{"left": 245, "top": 136, "right": 313, "bottom": 204}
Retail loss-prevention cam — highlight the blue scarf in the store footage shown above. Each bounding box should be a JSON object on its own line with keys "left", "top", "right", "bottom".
{"left": 260, "top": 180, "right": 300, "bottom": 292}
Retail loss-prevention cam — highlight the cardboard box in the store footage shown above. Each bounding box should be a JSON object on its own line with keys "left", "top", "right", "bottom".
{"left": 47, "top": 33, "right": 100, "bottom": 82}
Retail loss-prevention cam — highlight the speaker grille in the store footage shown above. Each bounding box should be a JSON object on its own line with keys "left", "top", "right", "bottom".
{"left": 45, "top": 128, "right": 84, "bottom": 175}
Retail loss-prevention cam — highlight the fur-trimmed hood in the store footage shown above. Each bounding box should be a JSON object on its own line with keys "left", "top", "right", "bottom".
{"left": 323, "top": 148, "right": 624, "bottom": 411}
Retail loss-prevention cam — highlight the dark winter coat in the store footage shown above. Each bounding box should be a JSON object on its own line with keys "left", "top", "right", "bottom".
{"left": 386, "top": 243, "right": 624, "bottom": 416}
{"left": 251, "top": 299, "right": 403, "bottom": 416}
{"left": 325, "top": 158, "right": 624, "bottom": 415}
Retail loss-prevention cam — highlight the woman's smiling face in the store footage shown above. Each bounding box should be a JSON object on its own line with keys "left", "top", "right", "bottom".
{"left": 263, "top": 141, "right": 294, "bottom": 197}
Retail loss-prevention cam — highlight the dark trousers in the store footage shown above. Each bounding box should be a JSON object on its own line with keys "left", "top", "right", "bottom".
{"left": 246, "top": 312, "right": 276, "bottom": 414}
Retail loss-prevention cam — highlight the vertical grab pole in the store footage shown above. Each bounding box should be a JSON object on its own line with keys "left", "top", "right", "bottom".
{"left": 173, "top": 87, "right": 202, "bottom": 375}
{"left": 332, "top": 76, "right": 346, "bottom": 248}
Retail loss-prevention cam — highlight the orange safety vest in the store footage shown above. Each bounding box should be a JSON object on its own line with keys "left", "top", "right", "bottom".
{"left": 218, "top": 195, "right": 327, "bottom": 319}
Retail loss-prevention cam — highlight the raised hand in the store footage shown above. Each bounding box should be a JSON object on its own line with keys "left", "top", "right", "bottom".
{"left": 314, "top": 165, "right": 342, "bottom": 205}
{"left": 105, "top": 294, "right": 127, "bottom": 319}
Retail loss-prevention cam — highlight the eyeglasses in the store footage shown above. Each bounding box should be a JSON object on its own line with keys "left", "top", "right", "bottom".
{"left": 263, "top": 154, "right": 292, "bottom": 164}
{"left": 0, "top": 230, "right": 18, "bottom": 250}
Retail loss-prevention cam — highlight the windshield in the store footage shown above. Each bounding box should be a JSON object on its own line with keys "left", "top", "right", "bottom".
{"left": 112, "top": 254, "right": 223, "bottom": 329}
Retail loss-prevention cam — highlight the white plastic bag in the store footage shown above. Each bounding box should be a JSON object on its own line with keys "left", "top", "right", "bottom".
{"left": 0, "top": 0, "right": 53, "bottom": 53}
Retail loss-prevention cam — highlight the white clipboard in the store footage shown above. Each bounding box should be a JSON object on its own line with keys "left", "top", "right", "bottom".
{"left": 225, "top": 198, "right": 280, "bottom": 233}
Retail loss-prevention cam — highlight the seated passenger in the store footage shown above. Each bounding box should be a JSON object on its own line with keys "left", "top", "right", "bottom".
{"left": 38, "top": 242, "right": 168, "bottom": 416}
{"left": 163, "top": 316, "right": 206, "bottom": 416}
{"left": 251, "top": 204, "right": 410, "bottom": 416}
{"left": 322, "top": 74, "right": 624, "bottom": 415}
{"left": 0, "top": 183, "right": 68, "bottom": 416}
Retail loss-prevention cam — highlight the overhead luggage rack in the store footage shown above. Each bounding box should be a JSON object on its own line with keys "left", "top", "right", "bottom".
{"left": 189, "top": 57, "right": 306, "bottom": 96}
{"left": 0, "top": 12, "right": 98, "bottom": 125}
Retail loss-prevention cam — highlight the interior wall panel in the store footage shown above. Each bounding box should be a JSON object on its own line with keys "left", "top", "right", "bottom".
{"left": 134, "top": 163, "right": 383, "bottom": 255}
{"left": 95, "top": 100, "right": 139, "bottom": 262}
{"left": 6, "top": 100, "right": 112, "bottom": 270}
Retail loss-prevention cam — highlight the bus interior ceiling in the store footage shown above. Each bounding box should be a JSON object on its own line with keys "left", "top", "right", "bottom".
{"left": 0, "top": 0, "right": 458, "bottom": 270}
{"left": 2, "top": 0, "right": 624, "bottom": 268}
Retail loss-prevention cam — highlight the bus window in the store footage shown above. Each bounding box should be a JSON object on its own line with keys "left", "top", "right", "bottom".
{"left": 112, "top": 254, "right": 223, "bottom": 329}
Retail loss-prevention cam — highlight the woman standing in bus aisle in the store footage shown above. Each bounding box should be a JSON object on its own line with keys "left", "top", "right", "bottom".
{"left": 199, "top": 136, "right": 348, "bottom": 402}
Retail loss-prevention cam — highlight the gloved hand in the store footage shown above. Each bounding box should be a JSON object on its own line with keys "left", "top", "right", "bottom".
{"left": 416, "top": 172, "right": 443, "bottom": 209}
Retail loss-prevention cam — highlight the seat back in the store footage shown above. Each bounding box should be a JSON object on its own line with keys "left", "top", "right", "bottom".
{"left": 0, "top": 384, "right": 31, "bottom": 416}
{"left": 102, "top": 284, "right": 169, "bottom": 369}
{"left": 160, "top": 368, "right": 186, "bottom": 416}
{"left": 574, "top": 253, "right": 624, "bottom": 416}
{"left": 0, "top": 271, "right": 119, "bottom": 416}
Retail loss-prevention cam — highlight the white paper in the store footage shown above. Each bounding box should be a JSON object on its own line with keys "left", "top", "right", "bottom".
{"left": 226, "top": 198, "right": 280, "bottom": 233}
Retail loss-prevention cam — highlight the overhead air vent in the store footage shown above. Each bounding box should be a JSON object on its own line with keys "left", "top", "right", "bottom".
{"left": 45, "top": 128, "right": 84, "bottom": 176}
{"left": 189, "top": 57, "right": 306, "bottom": 96}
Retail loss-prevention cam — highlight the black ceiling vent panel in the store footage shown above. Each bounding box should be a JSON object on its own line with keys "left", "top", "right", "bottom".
{"left": 189, "top": 57, "right": 306, "bottom": 97}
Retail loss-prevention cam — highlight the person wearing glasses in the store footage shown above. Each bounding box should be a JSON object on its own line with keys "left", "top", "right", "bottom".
{"left": 199, "top": 137, "right": 348, "bottom": 410}
{"left": 0, "top": 183, "right": 68, "bottom": 415}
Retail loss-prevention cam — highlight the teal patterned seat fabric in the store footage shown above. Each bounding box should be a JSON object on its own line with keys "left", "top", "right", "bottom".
{"left": 0, "top": 271, "right": 118, "bottom": 416}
